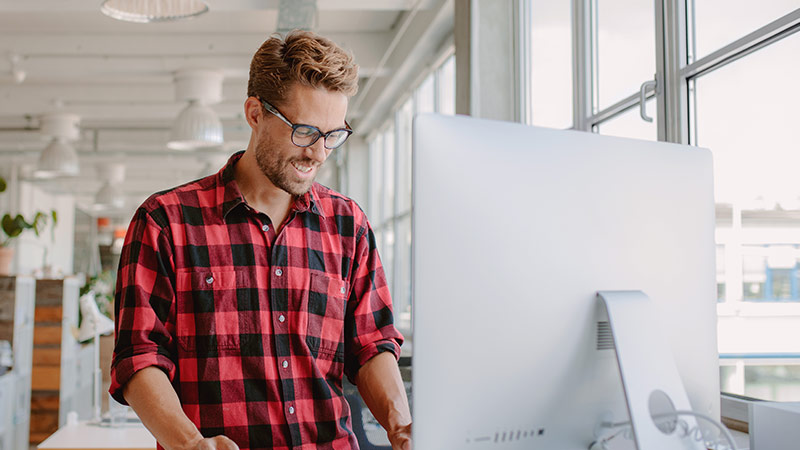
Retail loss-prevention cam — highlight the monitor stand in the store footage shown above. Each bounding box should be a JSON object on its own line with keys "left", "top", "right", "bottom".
{"left": 597, "top": 291, "right": 705, "bottom": 450}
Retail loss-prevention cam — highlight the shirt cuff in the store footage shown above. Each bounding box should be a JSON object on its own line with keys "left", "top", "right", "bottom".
{"left": 345, "top": 338, "right": 402, "bottom": 384}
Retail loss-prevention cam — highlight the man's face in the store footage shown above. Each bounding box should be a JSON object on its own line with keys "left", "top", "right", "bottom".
{"left": 254, "top": 84, "right": 349, "bottom": 196}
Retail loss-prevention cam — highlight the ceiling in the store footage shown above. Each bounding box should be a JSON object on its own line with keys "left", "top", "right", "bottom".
{"left": 0, "top": 0, "right": 453, "bottom": 215}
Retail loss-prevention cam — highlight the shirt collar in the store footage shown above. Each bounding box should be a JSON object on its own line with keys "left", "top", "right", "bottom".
{"left": 217, "top": 150, "right": 324, "bottom": 220}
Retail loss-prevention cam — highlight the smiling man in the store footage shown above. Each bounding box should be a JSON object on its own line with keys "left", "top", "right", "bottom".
{"left": 110, "top": 31, "right": 411, "bottom": 450}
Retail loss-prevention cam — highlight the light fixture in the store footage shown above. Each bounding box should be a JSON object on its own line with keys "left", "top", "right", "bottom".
{"left": 100, "top": 0, "right": 209, "bottom": 23}
{"left": 34, "top": 112, "right": 81, "bottom": 178}
{"left": 93, "top": 163, "right": 126, "bottom": 211}
{"left": 169, "top": 100, "right": 223, "bottom": 150}
{"left": 34, "top": 138, "right": 80, "bottom": 179}
{"left": 168, "top": 69, "right": 224, "bottom": 150}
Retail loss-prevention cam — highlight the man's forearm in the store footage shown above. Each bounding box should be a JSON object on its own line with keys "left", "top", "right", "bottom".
{"left": 123, "top": 366, "right": 204, "bottom": 450}
{"left": 355, "top": 352, "right": 412, "bottom": 449}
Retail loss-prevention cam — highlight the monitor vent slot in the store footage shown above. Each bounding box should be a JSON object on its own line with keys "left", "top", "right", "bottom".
{"left": 597, "top": 321, "right": 614, "bottom": 350}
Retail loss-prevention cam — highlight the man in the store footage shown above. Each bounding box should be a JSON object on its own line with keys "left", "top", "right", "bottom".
{"left": 110, "top": 30, "right": 411, "bottom": 450}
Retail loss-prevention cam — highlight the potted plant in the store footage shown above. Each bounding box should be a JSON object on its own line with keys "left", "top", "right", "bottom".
{"left": 0, "top": 175, "right": 58, "bottom": 275}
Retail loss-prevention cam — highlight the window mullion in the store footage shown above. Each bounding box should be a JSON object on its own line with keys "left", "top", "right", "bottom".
{"left": 571, "top": 0, "right": 593, "bottom": 131}
{"left": 657, "top": 0, "right": 690, "bottom": 144}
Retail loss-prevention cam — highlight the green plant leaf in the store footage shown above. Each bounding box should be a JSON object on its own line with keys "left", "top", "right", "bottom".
{"left": 15, "top": 214, "right": 32, "bottom": 230}
{"left": 2, "top": 214, "right": 24, "bottom": 238}
{"left": 0, "top": 176, "right": 6, "bottom": 193}
{"left": 1, "top": 214, "right": 15, "bottom": 237}
{"left": 31, "top": 212, "right": 45, "bottom": 236}
{"left": 51, "top": 210, "right": 58, "bottom": 225}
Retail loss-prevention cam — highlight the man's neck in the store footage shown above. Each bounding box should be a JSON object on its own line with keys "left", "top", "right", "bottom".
{"left": 234, "top": 150, "right": 294, "bottom": 230}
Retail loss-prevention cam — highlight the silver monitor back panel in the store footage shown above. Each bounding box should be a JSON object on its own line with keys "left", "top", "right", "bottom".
{"left": 411, "top": 114, "right": 719, "bottom": 450}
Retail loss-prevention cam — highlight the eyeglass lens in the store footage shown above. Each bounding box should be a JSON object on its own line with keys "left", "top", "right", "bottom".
{"left": 291, "top": 126, "right": 350, "bottom": 149}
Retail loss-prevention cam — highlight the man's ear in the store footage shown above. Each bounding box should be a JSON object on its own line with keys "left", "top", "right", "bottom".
{"left": 244, "top": 97, "right": 264, "bottom": 130}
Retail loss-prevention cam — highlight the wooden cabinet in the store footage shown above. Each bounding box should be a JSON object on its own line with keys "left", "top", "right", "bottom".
{"left": 0, "top": 276, "right": 35, "bottom": 450}
{"left": 29, "top": 277, "right": 93, "bottom": 445}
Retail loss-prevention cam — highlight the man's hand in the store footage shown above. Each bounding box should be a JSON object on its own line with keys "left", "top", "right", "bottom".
{"left": 190, "top": 435, "right": 240, "bottom": 450}
{"left": 387, "top": 423, "right": 412, "bottom": 450}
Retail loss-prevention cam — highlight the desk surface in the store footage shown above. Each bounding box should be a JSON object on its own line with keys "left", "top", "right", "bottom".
{"left": 37, "top": 421, "right": 156, "bottom": 450}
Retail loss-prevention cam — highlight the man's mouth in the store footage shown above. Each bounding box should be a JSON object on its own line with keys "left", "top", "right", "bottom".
{"left": 292, "top": 162, "right": 313, "bottom": 173}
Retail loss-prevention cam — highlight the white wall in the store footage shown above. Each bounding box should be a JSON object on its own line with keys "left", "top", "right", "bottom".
{"left": 15, "top": 181, "right": 75, "bottom": 276}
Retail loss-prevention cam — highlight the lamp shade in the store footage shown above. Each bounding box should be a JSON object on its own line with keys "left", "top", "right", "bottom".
{"left": 94, "top": 181, "right": 126, "bottom": 211}
{"left": 100, "top": 0, "right": 209, "bottom": 23}
{"left": 34, "top": 137, "right": 80, "bottom": 178}
{"left": 168, "top": 100, "right": 224, "bottom": 150}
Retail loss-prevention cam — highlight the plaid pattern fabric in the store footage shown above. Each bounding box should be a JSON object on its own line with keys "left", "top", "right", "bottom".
{"left": 110, "top": 151, "right": 403, "bottom": 450}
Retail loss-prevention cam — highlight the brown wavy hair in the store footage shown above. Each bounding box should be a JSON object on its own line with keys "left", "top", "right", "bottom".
{"left": 247, "top": 30, "right": 359, "bottom": 107}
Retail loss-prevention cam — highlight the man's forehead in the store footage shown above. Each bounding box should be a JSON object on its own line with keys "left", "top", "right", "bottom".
{"left": 281, "top": 86, "right": 349, "bottom": 126}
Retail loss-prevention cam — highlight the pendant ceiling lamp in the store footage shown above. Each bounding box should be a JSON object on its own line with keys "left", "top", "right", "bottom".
{"left": 34, "top": 113, "right": 81, "bottom": 179}
{"left": 93, "top": 163, "right": 126, "bottom": 212}
{"left": 168, "top": 69, "right": 224, "bottom": 150}
{"left": 100, "top": 0, "right": 209, "bottom": 23}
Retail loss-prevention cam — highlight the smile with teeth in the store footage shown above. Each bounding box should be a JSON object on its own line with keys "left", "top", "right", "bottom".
{"left": 292, "top": 162, "right": 313, "bottom": 173}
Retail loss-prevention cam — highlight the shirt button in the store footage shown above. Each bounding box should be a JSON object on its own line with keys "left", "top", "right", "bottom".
{"left": 340, "top": 286, "right": 346, "bottom": 294}
{"left": 262, "top": 224, "right": 269, "bottom": 232}
{"left": 288, "top": 406, "right": 295, "bottom": 414}
{"left": 278, "top": 315, "right": 285, "bottom": 323}
{"left": 275, "top": 269, "right": 283, "bottom": 276}
{"left": 282, "top": 361, "right": 288, "bottom": 369}
{"left": 205, "top": 276, "right": 214, "bottom": 284}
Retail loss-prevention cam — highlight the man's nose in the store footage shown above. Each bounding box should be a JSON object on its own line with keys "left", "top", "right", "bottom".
{"left": 304, "top": 138, "right": 329, "bottom": 164}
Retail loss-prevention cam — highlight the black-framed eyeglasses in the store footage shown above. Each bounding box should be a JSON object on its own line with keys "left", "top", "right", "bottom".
{"left": 260, "top": 99, "right": 353, "bottom": 150}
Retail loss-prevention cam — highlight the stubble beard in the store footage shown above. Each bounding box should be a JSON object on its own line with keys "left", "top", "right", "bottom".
{"left": 254, "top": 139, "right": 317, "bottom": 196}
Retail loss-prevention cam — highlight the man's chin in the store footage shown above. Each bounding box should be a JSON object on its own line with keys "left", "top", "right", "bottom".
{"left": 284, "top": 180, "right": 314, "bottom": 196}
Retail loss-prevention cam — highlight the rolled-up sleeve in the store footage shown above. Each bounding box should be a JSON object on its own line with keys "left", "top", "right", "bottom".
{"left": 343, "top": 219, "right": 404, "bottom": 384}
{"left": 109, "top": 204, "right": 177, "bottom": 404}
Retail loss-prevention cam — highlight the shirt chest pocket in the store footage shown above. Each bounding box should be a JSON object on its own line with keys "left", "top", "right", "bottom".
{"left": 305, "top": 273, "right": 347, "bottom": 359}
{"left": 175, "top": 269, "right": 259, "bottom": 355}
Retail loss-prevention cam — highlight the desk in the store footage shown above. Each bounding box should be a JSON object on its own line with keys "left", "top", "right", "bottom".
{"left": 36, "top": 421, "right": 155, "bottom": 450}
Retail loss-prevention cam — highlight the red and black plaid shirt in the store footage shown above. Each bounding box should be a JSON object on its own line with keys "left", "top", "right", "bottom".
{"left": 110, "top": 151, "right": 403, "bottom": 450}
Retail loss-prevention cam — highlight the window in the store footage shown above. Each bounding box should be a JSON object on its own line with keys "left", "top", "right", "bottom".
{"left": 528, "top": 0, "right": 800, "bottom": 401}
{"left": 529, "top": 0, "right": 573, "bottom": 128}
{"left": 366, "top": 52, "right": 457, "bottom": 335}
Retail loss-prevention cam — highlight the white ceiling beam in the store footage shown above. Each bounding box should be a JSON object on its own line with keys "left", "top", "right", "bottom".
{"left": 0, "top": 32, "right": 391, "bottom": 61}
{"left": 355, "top": 0, "right": 454, "bottom": 133}
{"left": 0, "top": 0, "right": 416, "bottom": 12}
{"left": 0, "top": 101, "right": 247, "bottom": 121}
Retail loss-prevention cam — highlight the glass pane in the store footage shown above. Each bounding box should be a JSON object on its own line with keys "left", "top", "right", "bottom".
{"left": 396, "top": 99, "right": 413, "bottom": 214}
{"left": 694, "top": 35, "right": 800, "bottom": 207}
{"left": 415, "top": 74, "right": 435, "bottom": 115}
{"left": 381, "top": 126, "right": 395, "bottom": 224}
{"left": 594, "top": 98, "right": 657, "bottom": 141}
{"left": 530, "top": 0, "right": 572, "bottom": 128}
{"left": 436, "top": 55, "right": 456, "bottom": 115}
{"left": 394, "top": 216, "right": 412, "bottom": 333}
{"left": 692, "top": 1, "right": 799, "bottom": 61}
{"left": 381, "top": 224, "right": 395, "bottom": 295}
{"left": 368, "top": 134, "right": 384, "bottom": 224}
{"left": 721, "top": 362, "right": 800, "bottom": 401}
{"left": 596, "top": 0, "right": 655, "bottom": 110}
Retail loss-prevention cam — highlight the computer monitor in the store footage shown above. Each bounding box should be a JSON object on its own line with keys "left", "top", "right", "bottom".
{"left": 411, "top": 114, "right": 719, "bottom": 449}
